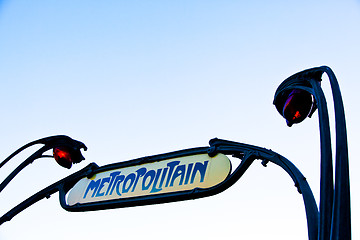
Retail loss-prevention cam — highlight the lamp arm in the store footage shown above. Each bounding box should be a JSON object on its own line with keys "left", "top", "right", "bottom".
{"left": 0, "top": 135, "right": 87, "bottom": 194}
{"left": 0, "top": 135, "right": 80, "bottom": 169}
{"left": 0, "top": 139, "right": 44, "bottom": 169}
{"left": 0, "top": 145, "right": 51, "bottom": 193}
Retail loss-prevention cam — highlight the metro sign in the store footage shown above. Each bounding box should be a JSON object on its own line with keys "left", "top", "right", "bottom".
{"left": 0, "top": 137, "right": 318, "bottom": 233}
{"left": 60, "top": 149, "right": 231, "bottom": 212}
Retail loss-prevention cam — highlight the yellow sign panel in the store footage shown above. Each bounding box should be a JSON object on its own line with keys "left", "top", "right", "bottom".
{"left": 66, "top": 153, "right": 231, "bottom": 206}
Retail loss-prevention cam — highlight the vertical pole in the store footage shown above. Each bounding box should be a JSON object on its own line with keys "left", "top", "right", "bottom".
{"left": 309, "top": 79, "right": 334, "bottom": 240}
{"left": 322, "top": 67, "right": 351, "bottom": 240}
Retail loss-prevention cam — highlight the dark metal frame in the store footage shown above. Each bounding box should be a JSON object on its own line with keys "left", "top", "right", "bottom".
{"left": 2, "top": 66, "right": 348, "bottom": 240}
{"left": 0, "top": 138, "right": 318, "bottom": 240}
{"left": 273, "top": 66, "right": 350, "bottom": 240}
{"left": 0, "top": 135, "right": 87, "bottom": 193}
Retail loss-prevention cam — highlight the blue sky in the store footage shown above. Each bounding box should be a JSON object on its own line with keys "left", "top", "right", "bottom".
{"left": 0, "top": 1, "right": 359, "bottom": 239}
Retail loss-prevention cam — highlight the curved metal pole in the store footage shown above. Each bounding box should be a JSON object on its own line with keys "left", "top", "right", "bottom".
{"left": 320, "top": 67, "right": 351, "bottom": 240}
{"left": 308, "top": 79, "right": 334, "bottom": 240}
{"left": 0, "top": 145, "right": 51, "bottom": 193}
{"left": 299, "top": 66, "right": 350, "bottom": 239}
{"left": 0, "top": 139, "right": 43, "bottom": 168}
{"left": 0, "top": 135, "right": 70, "bottom": 169}
{"left": 273, "top": 66, "right": 336, "bottom": 240}
{"left": 0, "top": 163, "right": 98, "bottom": 225}
{"left": 209, "top": 138, "right": 319, "bottom": 240}
{"left": 0, "top": 135, "right": 87, "bottom": 193}
{"left": 273, "top": 65, "right": 351, "bottom": 239}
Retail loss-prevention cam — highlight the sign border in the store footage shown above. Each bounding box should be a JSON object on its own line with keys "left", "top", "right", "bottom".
{"left": 59, "top": 147, "right": 232, "bottom": 212}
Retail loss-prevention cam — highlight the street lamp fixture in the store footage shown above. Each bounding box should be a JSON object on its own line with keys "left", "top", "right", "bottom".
{"left": 0, "top": 135, "right": 87, "bottom": 193}
{"left": 273, "top": 66, "right": 350, "bottom": 240}
{"left": 276, "top": 88, "right": 316, "bottom": 127}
